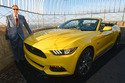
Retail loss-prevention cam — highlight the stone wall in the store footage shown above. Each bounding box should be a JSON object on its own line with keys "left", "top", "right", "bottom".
{"left": 0, "top": 26, "right": 29, "bottom": 72}
{"left": 0, "top": 26, "right": 14, "bottom": 71}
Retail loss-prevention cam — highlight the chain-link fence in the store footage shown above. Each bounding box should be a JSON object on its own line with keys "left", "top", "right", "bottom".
{"left": 0, "top": 6, "right": 125, "bottom": 31}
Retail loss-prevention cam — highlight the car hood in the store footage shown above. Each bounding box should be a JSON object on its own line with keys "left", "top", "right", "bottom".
{"left": 24, "top": 29, "right": 94, "bottom": 49}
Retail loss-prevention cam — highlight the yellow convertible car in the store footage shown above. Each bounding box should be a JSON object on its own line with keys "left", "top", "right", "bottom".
{"left": 24, "top": 18, "right": 121, "bottom": 76}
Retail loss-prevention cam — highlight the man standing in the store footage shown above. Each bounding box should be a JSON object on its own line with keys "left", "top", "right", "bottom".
{"left": 5, "top": 5, "right": 32, "bottom": 62}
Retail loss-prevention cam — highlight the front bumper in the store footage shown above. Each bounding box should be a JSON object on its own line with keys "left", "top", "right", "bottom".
{"left": 24, "top": 45, "right": 80, "bottom": 76}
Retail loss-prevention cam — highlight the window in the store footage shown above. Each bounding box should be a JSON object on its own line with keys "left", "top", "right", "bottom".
{"left": 59, "top": 19, "right": 99, "bottom": 31}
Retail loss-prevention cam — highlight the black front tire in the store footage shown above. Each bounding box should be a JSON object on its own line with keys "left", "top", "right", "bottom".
{"left": 75, "top": 48, "right": 93, "bottom": 77}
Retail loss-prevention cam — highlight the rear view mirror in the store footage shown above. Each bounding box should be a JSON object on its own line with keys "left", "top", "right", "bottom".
{"left": 103, "top": 26, "right": 112, "bottom": 31}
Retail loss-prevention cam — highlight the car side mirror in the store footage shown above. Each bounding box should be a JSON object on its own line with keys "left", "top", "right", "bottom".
{"left": 102, "top": 26, "right": 112, "bottom": 31}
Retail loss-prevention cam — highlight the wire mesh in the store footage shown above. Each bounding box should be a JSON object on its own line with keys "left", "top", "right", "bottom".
{"left": 0, "top": 0, "right": 125, "bottom": 30}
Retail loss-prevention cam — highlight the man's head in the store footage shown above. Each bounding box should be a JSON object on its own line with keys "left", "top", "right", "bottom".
{"left": 12, "top": 5, "right": 19, "bottom": 16}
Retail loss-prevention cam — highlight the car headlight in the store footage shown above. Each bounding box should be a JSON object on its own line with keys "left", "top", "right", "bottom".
{"left": 50, "top": 47, "right": 78, "bottom": 55}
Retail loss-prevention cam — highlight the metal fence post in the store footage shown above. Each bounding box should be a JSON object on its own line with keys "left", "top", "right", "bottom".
{"left": 122, "top": 8, "right": 125, "bottom": 26}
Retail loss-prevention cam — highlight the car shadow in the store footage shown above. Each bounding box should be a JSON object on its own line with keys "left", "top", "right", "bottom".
{"left": 17, "top": 44, "right": 125, "bottom": 83}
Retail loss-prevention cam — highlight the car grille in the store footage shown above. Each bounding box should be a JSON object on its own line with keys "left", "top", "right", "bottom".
{"left": 49, "top": 66, "right": 67, "bottom": 72}
{"left": 24, "top": 43, "right": 47, "bottom": 58}
{"left": 29, "top": 57, "right": 44, "bottom": 68}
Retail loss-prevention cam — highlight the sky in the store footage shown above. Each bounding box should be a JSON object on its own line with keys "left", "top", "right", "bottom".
{"left": 0, "top": 0, "right": 125, "bottom": 14}
{"left": 43, "top": 0, "right": 125, "bottom": 14}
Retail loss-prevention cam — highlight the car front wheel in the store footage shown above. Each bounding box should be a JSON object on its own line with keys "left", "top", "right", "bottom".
{"left": 75, "top": 48, "right": 93, "bottom": 77}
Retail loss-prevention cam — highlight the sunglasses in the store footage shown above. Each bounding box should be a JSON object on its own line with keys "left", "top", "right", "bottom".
{"left": 13, "top": 9, "right": 19, "bottom": 10}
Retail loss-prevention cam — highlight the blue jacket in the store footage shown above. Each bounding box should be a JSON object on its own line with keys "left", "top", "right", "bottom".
{"left": 6, "top": 14, "right": 32, "bottom": 40}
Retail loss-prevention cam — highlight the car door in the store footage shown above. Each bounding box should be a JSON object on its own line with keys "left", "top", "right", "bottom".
{"left": 93, "top": 26, "right": 113, "bottom": 58}
{"left": 94, "top": 31, "right": 108, "bottom": 57}
{"left": 101, "top": 28, "right": 114, "bottom": 48}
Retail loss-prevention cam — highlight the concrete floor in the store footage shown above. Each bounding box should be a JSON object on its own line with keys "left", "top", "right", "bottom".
{"left": 0, "top": 62, "right": 27, "bottom": 83}
{"left": 0, "top": 28, "right": 125, "bottom": 83}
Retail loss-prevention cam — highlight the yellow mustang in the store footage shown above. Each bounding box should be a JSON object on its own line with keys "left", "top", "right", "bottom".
{"left": 24, "top": 18, "right": 121, "bottom": 76}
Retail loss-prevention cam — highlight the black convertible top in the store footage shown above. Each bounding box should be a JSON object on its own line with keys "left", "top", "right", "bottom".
{"left": 101, "top": 22, "right": 116, "bottom": 26}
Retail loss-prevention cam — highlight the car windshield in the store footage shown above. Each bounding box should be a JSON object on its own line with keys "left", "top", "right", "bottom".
{"left": 59, "top": 19, "right": 99, "bottom": 31}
